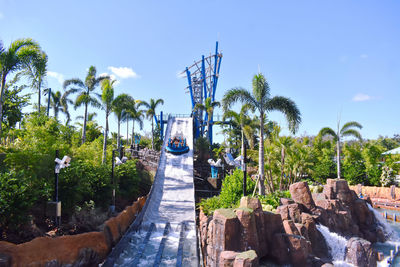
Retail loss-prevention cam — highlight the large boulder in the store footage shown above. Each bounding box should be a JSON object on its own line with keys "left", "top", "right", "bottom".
{"left": 206, "top": 209, "right": 241, "bottom": 266}
{"left": 289, "top": 182, "right": 316, "bottom": 211}
{"left": 345, "top": 237, "right": 377, "bottom": 267}
{"left": 235, "top": 208, "right": 260, "bottom": 254}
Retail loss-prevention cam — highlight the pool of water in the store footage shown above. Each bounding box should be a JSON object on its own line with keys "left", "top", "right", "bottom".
{"left": 373, "top": 207, "right": 400, "bottom": 266}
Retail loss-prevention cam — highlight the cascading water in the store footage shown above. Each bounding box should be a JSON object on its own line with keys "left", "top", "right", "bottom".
{"left": 367, "top": 203, "right": 399, "bottom": 241}
{"left": 316, "top": 224, "right": 348, "bottom": 265}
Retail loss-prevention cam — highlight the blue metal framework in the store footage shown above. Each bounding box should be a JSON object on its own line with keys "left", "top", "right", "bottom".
{"left": 181, "top": 42, "right": 223, "bottom": 144}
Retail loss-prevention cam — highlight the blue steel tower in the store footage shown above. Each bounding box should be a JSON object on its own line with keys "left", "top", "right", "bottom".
{"left": 182, "top": 42, "right": 222, "bottom": 145}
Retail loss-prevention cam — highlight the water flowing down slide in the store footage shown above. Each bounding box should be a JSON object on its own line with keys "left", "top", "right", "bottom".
{"left": 104, "top": 117, "right": 198, "bottom": 267}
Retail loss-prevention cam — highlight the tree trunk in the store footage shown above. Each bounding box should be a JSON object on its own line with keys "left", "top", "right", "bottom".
{"left": 337, "top": 138, "right": 341, "bottom": 178}
{"left": 279, "top": 147, "right": 285, "bottom": 191}
{"left": 258, "top": 111, "right": 266, "bottom": 195}
{"left": 126, "top": 119, "right": 129, "bottom": 146}
{"left": 131, "top": 122, "right": 135, "bottom": 146}
{"left": 81, "top": 102, "right": 88, "bottom": 144}
{"left": 0, "top": 73, "right": 6, "bottom": 142}
{"left": 38, "top": 81, "right": 41, "bottom": 113}
{"left": 151, "top": 119, "right": 154, "bottom": 150}
{"left": 117, "top": 117, "right": 121, "bottom": 149}
{"left": 102, "top": 114, "right": 109, "bottom": 164}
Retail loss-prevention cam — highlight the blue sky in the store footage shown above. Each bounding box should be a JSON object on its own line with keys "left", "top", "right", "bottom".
{"left": 1, "top": 0, "right": 400, "bottom": 142}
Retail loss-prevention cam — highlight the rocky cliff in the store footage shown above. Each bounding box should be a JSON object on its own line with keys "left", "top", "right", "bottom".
{"left": 200, "top": 179, "right": 383, "bottom": 267}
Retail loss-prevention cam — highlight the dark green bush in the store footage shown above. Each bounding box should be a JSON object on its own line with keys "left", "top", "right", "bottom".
{"left": 0, "top": 171, "right": 40, "bottom": 230}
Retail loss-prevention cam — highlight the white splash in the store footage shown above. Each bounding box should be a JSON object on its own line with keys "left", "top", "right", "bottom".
{"left": 367, "top": 203, "right": 399, "bottom": 241}
{"left": 317, "top": 224, "right": 348, "bottom": 263}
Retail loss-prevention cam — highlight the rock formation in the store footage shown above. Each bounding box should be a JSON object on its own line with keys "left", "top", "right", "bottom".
{"left": 200, "top": 179, "right": 384, "bottom": 266}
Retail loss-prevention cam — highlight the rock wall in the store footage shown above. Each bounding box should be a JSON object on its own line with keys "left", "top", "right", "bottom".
{"left": 200, "top": 179, "right": 383, "bottom": 267}
{"left": 349, "top": 185, "right": 398, "bottom": 200}
{"left": 0, "top": 196, "right": 147, "bottom": 266}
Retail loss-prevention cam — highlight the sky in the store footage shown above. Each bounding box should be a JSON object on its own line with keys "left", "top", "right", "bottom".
{"left": 1, "top": 0, "right": 400, "bottom": 142}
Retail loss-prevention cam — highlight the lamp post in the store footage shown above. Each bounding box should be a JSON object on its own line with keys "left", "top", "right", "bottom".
{"left": 110, "top": 147, "right": 127, "bottom": 214}
{"left": 110, "top": 149, "right": 116, "bottom": 213}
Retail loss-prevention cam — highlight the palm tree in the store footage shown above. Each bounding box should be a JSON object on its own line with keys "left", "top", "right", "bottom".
{"left": 24, "top": 51, "right": 48, "bottom": 113}
{"left": 44, "top": 89, "right": 72, "bottom": 122}
{"left": 63, "top": 66, "right": 108, "bottom": 144}
{"left": 113, "top": 94, "right": 133, "bottom": 149}
{"left": 100, "top": 78, "right": 115, "bottom": 164}
{"left": 194, "top": 97, "right": 220, "bottom": 145}
{"left": 127, "top": 100, "right": 144, "bottom": 146}
{"left": 0, "top": 38, "right": 41, "bottom": 139}
{"left": 222, "top": 73, "right": 301, "bottom": 195}
{"left": 318, "top": 121, "right": 362, "bottom": 179}
{"left": 141, "top": 98, "right": 164, "bottom": 150}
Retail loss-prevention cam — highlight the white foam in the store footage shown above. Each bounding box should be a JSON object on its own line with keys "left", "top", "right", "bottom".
{"left": 317, "top": 224, "right": 348, "bottom": 262}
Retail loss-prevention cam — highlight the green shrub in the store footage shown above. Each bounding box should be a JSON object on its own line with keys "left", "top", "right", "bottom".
{"left": 257, "top": 190, "right": 291, "bottom": 210}
{"left": 199, "top": 196, "right": 221, "bottom": 216}
{"left": 115, "top": 159, "right": 140, "bottom": 200}
{"left": 0, "top": 171, "right": 40, "bottom": 230}
{"left": 199, "top": 169, "right": 255, "bottom": 215}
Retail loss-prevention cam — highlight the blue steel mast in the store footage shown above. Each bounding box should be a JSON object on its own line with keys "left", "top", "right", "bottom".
{"left": 181, "top": 42, "right": 222, "bottom": 145}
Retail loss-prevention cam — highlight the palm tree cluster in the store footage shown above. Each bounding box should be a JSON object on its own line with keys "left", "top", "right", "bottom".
{"left": 0, "top": 38, "right": 164, "bottom": 160}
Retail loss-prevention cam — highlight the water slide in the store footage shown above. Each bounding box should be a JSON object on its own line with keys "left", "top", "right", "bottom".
{"left": 104, "top": 117, "right": 198, "bottom": 267}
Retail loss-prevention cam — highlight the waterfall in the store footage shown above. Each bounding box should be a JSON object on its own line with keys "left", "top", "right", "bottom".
{"left": 367, "top": 203, "right": 399, "bottom": 241}
{"left": 316, "top": 224, "right": 348, "bottom": 262}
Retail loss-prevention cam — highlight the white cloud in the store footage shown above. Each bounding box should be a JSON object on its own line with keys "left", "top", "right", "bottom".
{"left": 352, "top": 93, "right": 372, "bottom": 102}
{"left": 360, "top": 54, "right": 368, "bottom": 59}
{"left": 48, "top": 71, "right": 64, "bottom": 85}
{"left": 107, "top": 66, "right": 139, "bottom": 79}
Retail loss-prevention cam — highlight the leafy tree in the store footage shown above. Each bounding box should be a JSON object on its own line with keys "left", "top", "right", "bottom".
{"left": 318, "top": 121, "right": 362, "bottom": 179}
{"left": 100, "top": 79, "right": 115, "bottom": 164}
{"left": 45, "top": 90, "right": 72, "bottom": 122}
{"left": 24, "top": 50, "right": 48, "bottom": 113}
{"left": 342, "top": 142, "right": 365, "bottom": 185}
{"left": 194, "top": 97, "right": 220, "bottom": 145}
{"left": 63, "top": 66, "right": 108, "bottom": 144}
{"left": 112, "top": 94, "right": 133, "bottom": 149}
{"left": 1, "top": 74, "right": 29, "bottom": 129}
{"left": 127, "top": 100, "right": 144, "bottom": 146}
{"left": 0, "top": 38, "right": 41, "bottom": 139}
{"left": 222, "top": 73, "right": 301, "bottom": 195}
{"left": 141, "top": 98, "right": 164, "bottom": 150}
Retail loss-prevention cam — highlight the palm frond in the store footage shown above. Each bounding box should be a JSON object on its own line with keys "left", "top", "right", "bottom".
{"left": 63, "top": 79, "right": 85, "bottom": 90}
{"left": 341, "top": 129, "right": 362, "bottom": 140}
{"left": 319, "top": 127, "right": 338, "bottom": 140}
{"left": 266, "top": 96, "right": 301, "bottom": 134}
{"left": 340, "top": 121, "right": 362, "bottom": 134}
{"left": 252, "top": 73, "right": 270, "bottom": 103}
{"left": 222, "top": 87, "right": 257, "bottom": 111}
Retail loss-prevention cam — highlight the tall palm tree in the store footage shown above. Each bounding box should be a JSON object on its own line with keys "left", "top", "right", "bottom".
{"left": 46, "top": 90, "right": 72, "bottom": 121}
{"left": 318, "top": 121, "right": 362, "bottom": 179}
{"left": 126, "top": 100, "right": 144, "bottom": 146}
{"left": 223, "top": 104, "right": 254, "bottom": 151}
{"left": 63, "top": 66, "right": 108, "bottom": 144}
{"left": 113, "top": 94, "right": 133, "bottom": 149}
{"left": 141, "top": 98, "right": 164, "bottom": 150}
{"left": 100, "top": 79, "right": 115, "bottom": 164}
{"left": 0, "top": 38, "right": 41, "bottom": 139}
{"left": 194, "top": 97, "right": 220, "bottom": 145}
{"left": 24, "top": 51, "right": 48, "bottom": 113}
{"left": 222, "top": 73, "right": 301, "bottom": 195}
